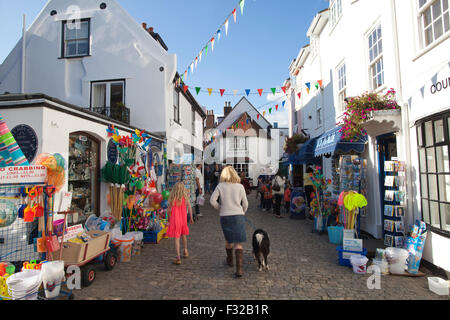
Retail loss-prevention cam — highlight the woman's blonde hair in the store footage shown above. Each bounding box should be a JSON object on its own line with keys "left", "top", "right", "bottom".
{"left": 168, "top": 182, "right": 188, "bottom": 206}
{"left": 220, "top": 165, "right": 241, "bottom": 184}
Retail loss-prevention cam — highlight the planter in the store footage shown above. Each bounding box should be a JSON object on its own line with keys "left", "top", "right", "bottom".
{"left": 363, "top": 109, "right": 402, "bottom": 137}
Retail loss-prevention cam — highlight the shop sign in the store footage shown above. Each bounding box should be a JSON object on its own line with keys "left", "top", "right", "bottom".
{"left": 11, "top": 124, "right": 38, "bottom": 163}
{"left": 0, "top": 165, "right": 47, "bottom": 184}
{"left": 430, "top": 77, "right": 449, "bottom": 95}
{"left": 57, "top": 224, "right": 83, "bottom": 242}
{"left": 316, "top": 132, "right": 337, "bottom": 150}
{"left": 107, "top": 139, "right": 118, "bottom": 164}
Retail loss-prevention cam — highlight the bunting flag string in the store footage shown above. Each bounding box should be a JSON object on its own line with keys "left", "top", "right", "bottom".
{"left": 180, "top": 0, "right": 246, "bottom": 82}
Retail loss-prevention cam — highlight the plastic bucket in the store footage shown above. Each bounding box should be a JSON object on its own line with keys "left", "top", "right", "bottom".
{"left": 6, "top": 270, "right": 42, "bottom": 300}
{"left": 350, "top": 255, "right": 369, "bottom": 274}
{"left": 127, "top": 232, "right": 144, "bottom": 256}
{"left": 41, "top": 261, "right": 65, "bottom": 298}
{"left": 371, "top": 259, "right": 389, "bottom": 275}
{"left": 117, "top": 235, "right": 134, "bottom": 262}
{"left": 328, "top": 226, "right": 344, "bottom": 244}
{"left": 385, "top": 247, "right": 409, "bottom": 275}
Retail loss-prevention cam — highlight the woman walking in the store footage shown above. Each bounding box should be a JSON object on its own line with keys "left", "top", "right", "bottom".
{"left": 272, "top": 170, "right": 285, "bottom": 218}
{"left": 210, "top": 166, "right": 249, "bottom": 277}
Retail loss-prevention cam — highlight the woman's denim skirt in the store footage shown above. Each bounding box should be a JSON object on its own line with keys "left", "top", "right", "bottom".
{"left": 220, "top": 215, "right": 247, "bottom": 243}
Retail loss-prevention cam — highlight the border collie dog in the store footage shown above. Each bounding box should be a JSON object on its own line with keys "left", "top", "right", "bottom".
{"left": 252, "top": 229, "right": 270, "bottom": 271}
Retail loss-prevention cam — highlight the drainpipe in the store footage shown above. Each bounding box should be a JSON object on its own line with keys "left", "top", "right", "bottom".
{"left": 391, "top": 0, "right": 415, "bottom": 227}
{"left": 21, "top": 14, "right": 26, "bottom": 94}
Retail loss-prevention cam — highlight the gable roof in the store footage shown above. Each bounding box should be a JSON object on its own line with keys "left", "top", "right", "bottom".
{"left": 216, "top": 96, "right": 272, "bottom": 130}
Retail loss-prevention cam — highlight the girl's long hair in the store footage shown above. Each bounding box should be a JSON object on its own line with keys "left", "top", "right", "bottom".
{"left": 168, "top": 182, "right": 188, "bottom": 206}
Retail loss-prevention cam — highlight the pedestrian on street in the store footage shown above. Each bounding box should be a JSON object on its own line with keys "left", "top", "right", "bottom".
{"left": 240, "top": 171, "right": 251, "bottom": 195}
{"left": 272, "top": 170, "right": 285, "bottom": 218}
{"left": 166, "top": 182, "right": 194, "bottom": 265}
{"left": 256, "top": 174, "right": 265, "bottom": 209}
{"left": 195, "top": 164, "right": 204, "bottom": 217}
{"left": 284, "top": 182, "right": 292, "bottom": 214}
{"left": 212, "top": 163, "right": 221, "bottom": 191}
{"left": 210, "top": 166, "right": 248, "bottom": 277}
{"left": 204, "top": 165, "right": 212, "bottom": 194}
{"left": 261, "top": 179, "right": 273, "bottom": 212}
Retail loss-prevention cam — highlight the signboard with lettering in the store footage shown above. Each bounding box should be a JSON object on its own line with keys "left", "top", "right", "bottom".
{"left": 107, "top": 139, "right": 118, "bottom": 164}
{"left": 11, "top": 124, "right": 38, "bottom": 163}
{"left": 0, "top": 166, "right": 47, "bottom": 184}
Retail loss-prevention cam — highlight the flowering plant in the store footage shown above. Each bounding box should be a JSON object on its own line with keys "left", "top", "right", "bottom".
{"left": 338, "top": 88, "right": 400, "bottom": 142}
{"left": 284, "top": 133, "right": 308, "bottom": 154}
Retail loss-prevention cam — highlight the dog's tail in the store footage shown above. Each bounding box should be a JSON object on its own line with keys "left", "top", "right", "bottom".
{"left": 255, "top": 233, "right": 264, "bottom": 245}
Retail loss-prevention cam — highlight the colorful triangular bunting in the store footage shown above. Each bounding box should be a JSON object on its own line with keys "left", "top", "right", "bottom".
{"left": 220, "top": 89, "right": 225, "bottom": 96}
{"left": 245, "top": 89, "right": 251, "bottom": 96}
{"left": 257, "top": 89, "right": 263, "bottom": 96}
{"left": 195, "top": 87, "right": 201, "bottom": 95}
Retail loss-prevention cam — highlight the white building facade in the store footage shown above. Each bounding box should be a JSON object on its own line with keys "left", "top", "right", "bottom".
{"left": 204, "top": 98, "right": 283, "bottom": 185}
{"left": 286, "top": 0, "right": 450, "bottom": 273}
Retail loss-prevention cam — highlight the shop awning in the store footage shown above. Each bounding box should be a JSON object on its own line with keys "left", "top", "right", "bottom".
{"left": 288, "top": 137, "right": 321, "bottom": 165}
{"left": 314, "top": 126, "right": 367, "bottom": 157}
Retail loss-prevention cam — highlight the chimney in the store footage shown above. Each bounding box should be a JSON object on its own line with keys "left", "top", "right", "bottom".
{"left": 148, "top": 27, "right": 154, "bottom": 33}
{"left": 224, "top": 101, "right": 232, "bottom": 117}
{"left": 142, "top": 22, "right": 147, "bottom": 30}
{"left": 205, "top": 110, "right": 215, "bottom": 129}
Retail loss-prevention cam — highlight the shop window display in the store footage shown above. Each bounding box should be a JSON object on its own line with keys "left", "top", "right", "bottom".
{"left": 68, "top": 133, "right": 99, "bottom": 225}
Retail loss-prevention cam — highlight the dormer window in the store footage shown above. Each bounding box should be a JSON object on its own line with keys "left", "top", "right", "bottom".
{"left": 62, "top": 19, "right": 90, "bottom": 58}
{"left": 331, "top": 0, "right": 343, "bottom": 27}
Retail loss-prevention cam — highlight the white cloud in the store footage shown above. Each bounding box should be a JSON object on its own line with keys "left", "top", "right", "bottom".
{"left": 265, "top": 92, "right": 285, "bottom": 102}
{"left": 265, "top": 107, "right": 289, "bottom": 128}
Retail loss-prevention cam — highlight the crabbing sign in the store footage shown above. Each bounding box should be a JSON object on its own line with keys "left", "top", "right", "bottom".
{"left": 0, "top": 165, "right": 47, "bottom": 184}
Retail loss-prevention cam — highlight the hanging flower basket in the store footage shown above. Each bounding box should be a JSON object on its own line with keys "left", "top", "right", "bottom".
{"left": 284, "top": 133, "right": 308, "bottom": 154}
{"left": 338, "top": 89, "right": 400, "bottom": 142}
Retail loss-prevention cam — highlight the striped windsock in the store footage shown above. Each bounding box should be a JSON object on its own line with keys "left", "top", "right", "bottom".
{"left": 0, "top": 115, "right": 30, "bottom": 167}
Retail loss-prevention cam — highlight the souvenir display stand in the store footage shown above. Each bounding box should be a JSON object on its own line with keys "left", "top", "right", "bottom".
{"left": 332, "top": 155, "right": 367, "bottom": 237}
{"left": 382, "top": 160, "right": 406, "bottom": 248}
{"left": 168, "top": 163, "right": 196, "bottom": 205}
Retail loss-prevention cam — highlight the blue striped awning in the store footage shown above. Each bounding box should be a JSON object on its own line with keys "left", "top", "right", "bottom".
{"left": 314, "top": 126, "right": 367, "bottom": 157}
{"left": 288, "top": 137, "right": 321, "bottom": 165}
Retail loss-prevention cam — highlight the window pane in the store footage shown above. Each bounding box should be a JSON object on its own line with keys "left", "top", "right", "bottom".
{"left": 65, "top": 25, "right": 77, "bottom": 40}
{"left": 432, "top": 1, "right": 442, "bottom": 19}
{"left": 78, "top": 21, "right": 89, "bottom": 39}
{"left": 92, "top": 84, "right": 106, "bottom": 108}
{"left": 110, "top": 83, "right": 124, "bottom": 108}
{"left": 434, "top": 18, "right": 444, "bottom": 39}
{"left": 430, "top": 201, "right": 440, "bottom": 228}
{"left": 77, "top": 39, "right": 89, "bottom": 55}
{"left": 444, "top": 0, "right": 449, "bottom": 11}
{"left": 434, "top": 119, "right": 445, "bottom": 143}
{"left": 440, "top": 203, "right": 450, "bottom": 231}
{"left": 425, "top": 26, "right": 433, "bottom": 45}
{"left": 66, "top": 42, "right": 77, "bottom": 56}
{"left": 438, "top": 174, "right": 450, "bottom": 201}
{"left": 421, "top": 173, "right": 429, "bottom": 198}
{"left": 445, "top": 12, "right": 449, "bottom": 32}
{"left": 422, "top": 199, "right": 430, "bottom": 224}
{"left": 419, "top": 0, "right": 427, "bottom": 8}
{"left": 425, "top": 121, "right": 434, "bottom": 146}
{"left": 427, "top": 148, "right": 436, "bottom": 172}
{"left": 429, "top": 174, "right": 438, "bottom": 200}
{"left": 417, "top": 125, "right": 423, "bottom": 146}
{"left": 436, "top": 146, "right": 449, "bottom": 172}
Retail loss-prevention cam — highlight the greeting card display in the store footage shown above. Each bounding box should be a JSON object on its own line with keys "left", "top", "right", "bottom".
{"left": 383, "top": 160, "right": 407, "bottom": 248}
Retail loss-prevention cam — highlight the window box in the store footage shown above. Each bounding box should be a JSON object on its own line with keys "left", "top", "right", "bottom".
{"left": 362, "top": 109, "right": 402, "bottom": 137}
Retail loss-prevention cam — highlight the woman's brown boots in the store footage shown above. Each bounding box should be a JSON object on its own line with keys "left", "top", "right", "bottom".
{"left": 235, "top": 249, "right": 243, "bottom": 277}
{"left": 226, "top": 248, "right": 234, "bottom": 267}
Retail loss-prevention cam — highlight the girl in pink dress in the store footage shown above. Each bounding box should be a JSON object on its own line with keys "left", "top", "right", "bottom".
{"left": 166, "top": 182, "right": 194, "bottom": 265}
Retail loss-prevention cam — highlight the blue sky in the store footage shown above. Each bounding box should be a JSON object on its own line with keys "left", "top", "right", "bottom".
{"left": 0, "top": 0, "right": 329, "bottom": 127}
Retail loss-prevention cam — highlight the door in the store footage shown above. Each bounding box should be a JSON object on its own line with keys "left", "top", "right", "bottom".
{"left": 68, "top": 132, "right": 101, "bottom": 225}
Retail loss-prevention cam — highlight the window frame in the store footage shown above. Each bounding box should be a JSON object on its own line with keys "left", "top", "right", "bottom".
{"left": 192, "top": 109, "right": 196, "bottom": 137}
{"left": 417, "top": 0, "right": 450, "bottom": 48}
{"left": 367, "top": 23, "right": 384, "bottom": 90}
{"left": 173, "top": 89, "right": 180, "bottom": 125}
{"left": 90, "top": 79, "right": 125, "bottom": 110}
{"left": 331, "top": 0, "right": 343, "bottom": 28}
{"left": 61, "top": 18, "right": 91, "bottom": 58}
{"left": 417, "top": 110, "right": 450, "bottom": 236}
{"left": 336, "top": 61, "right": 347, "bottom": 115}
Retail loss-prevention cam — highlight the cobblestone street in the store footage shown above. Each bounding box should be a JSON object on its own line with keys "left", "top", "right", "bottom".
{"left": 75, "top": 194, "right": 449, "bottom": 300}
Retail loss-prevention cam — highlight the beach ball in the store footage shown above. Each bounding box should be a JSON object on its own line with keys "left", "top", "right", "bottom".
{"left": 152, "top": 193, "right": 163, "bottom": 204}
{"left": 161, "top": 200, "right": 169, "bottom": 209}
{"left": 53, "top": 153, "right": 66, "bottom": 170}
{"left": 162, "top": 190, "right": 170, "bottom": 200}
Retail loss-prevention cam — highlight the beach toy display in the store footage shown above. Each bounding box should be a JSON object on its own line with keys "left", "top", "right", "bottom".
{"left": 350, "top": 255, "right": 369, "bottom": 274}
{"left": 6, "top": 270, "right": 42, "bottom": 300}
{"left": 385, "top": 247, "right": 409, "bottom": 275}
{"left": 41, "top": 261, "right": 65, "bottom": 299}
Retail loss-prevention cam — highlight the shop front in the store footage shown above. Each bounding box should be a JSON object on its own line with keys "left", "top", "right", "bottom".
{"left": 287, "top": 137, "right": 320, "bottom": 187}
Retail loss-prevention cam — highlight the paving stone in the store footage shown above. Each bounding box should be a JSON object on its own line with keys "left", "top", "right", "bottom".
{"left": 73, "top": 194, "right": 449, "bottom": 300}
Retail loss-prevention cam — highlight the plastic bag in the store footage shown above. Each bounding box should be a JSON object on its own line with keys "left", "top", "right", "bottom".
{"left": 197, "top": 195, "right": 205, "bottom": 206}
